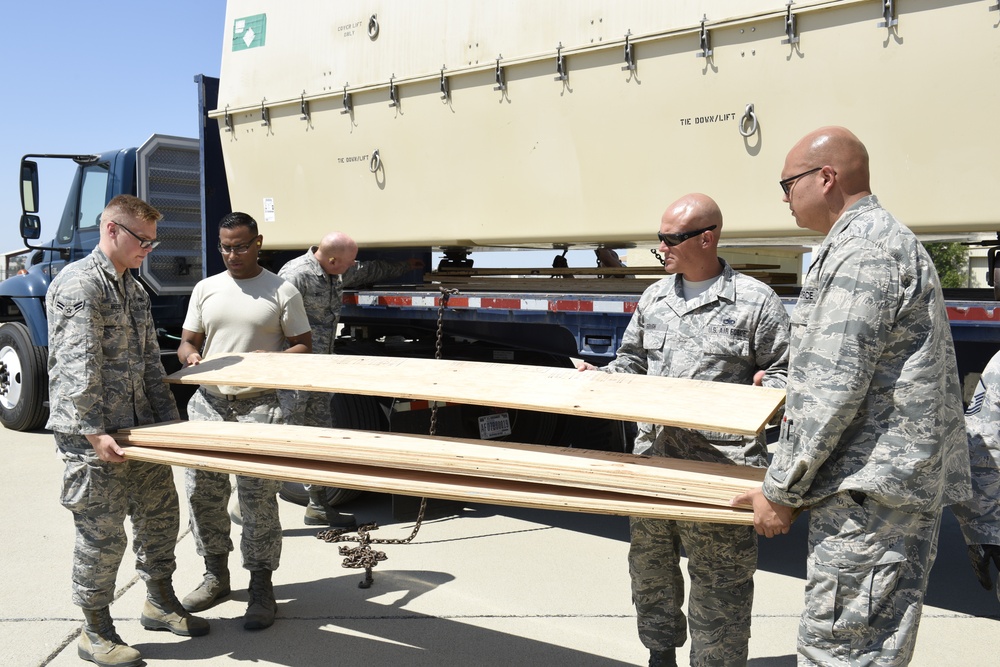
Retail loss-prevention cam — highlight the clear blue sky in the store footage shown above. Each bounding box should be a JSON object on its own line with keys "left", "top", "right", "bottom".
{"left": 0, "top": 1, "right": 227, "bottom": 253}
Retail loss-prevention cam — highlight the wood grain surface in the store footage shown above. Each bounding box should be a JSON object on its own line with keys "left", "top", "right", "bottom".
{"left": 166, "top": 354, "right": 784, "bottom": 436}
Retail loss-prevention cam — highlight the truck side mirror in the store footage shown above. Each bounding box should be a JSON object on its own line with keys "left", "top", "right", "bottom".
{"left": 20, "top": 160, "right": 39, "bottom": 214}
{"left": 20, "top": 214, "right": 41, "bottom": 241}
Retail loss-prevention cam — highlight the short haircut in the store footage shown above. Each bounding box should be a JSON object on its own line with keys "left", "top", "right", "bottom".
{"left": 218, "top": 211, "right": 258, "bottom": 237}
{"left": 105, "top": 194, "right": 162, "bottom": 223}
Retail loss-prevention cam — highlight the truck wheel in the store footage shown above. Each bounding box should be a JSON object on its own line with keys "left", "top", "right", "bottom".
{"left": 278, "top": 393, "right": 387, "bottom": 507}
{"left": 0, "top": 322, "right": 49, "bottom": 432}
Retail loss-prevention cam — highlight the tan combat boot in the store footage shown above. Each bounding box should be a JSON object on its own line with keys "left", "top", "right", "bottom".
{"left": 243, "top": 569, "right": 277, "bottom": 630}
{"left": 78, "top": 607, "right": 142, "bottom": 667}
{"left": 181, "top": 553, "right": 231, "bottom": 612}
{"left": 141, "top": 577, "right": 211, "bottom": 636}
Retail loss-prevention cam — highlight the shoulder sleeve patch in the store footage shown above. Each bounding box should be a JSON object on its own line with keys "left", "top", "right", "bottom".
{"left": 54, "top": 299, "right": 85, "bottom": 318}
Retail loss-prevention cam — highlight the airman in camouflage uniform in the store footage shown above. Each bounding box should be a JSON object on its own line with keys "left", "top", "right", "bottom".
{"left": 177, "top": 212, "right": 312, "bottom": 631}
{"left": 593, "top": 193, "right": 790, "bottom": 667}
{"left": 735, "top": 127, "right": 972, "bottom": 667}
{"left": 950, "top": 350, "right": 1000, "bottom": 600}
{"left": 278, "top": 231, "right": 420, "bottom": 526}
{"left": 47, "top": 195, "right": 209, "bottom": 667}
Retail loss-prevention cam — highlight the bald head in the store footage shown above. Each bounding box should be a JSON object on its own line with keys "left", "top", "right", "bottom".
{"left": 662, "top": 193, "right": 724, "bottom": 238}
{"left": 782, "top": 126, "right": 873, "bottom": 233}
{"left": 314, "top": 231, "right": 359, "bottom": 275}
{"left": 658, "top": 193, "right": 723, "bottom": 281}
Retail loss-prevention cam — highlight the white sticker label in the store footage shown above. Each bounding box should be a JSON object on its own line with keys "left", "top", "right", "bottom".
{"left": 478, "top": 412, "right": 512, "bottom": 440}
{"left": 263, "top": 197, "right": 275, "bottom": 222}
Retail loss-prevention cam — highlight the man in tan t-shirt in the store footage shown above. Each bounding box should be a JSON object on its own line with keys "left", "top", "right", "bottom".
{"left": 177, "top": 212, "right": 311, "bottom": 631}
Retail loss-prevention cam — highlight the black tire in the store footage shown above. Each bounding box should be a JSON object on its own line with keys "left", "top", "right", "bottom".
{"left": 0, "top": 322, "right": 49, "bottom": 432}
{"left": 278, "top": 393, "right": 388, "bottom": 507}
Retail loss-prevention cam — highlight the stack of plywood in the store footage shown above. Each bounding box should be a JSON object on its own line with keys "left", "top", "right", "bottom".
{"left": 116, "top": 354, "right": 783, "bottom": 524}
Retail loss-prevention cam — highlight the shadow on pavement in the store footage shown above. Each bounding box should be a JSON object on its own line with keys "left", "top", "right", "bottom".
{"left": 133, "top": 570, "right": 636, "bottom": 667}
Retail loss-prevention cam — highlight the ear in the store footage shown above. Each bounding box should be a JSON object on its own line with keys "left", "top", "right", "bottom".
{"left": 257, "top": 234, "right": 264, "bottom": 247}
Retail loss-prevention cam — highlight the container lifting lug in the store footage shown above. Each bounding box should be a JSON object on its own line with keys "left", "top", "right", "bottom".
{"left": 440, "top": 67, "right": 450, "bottom": 101}
{"left": 554, "top": 43, "right": 567, "bottom": 82}
{"left": 696, "top": 16, "right": 713, "bottom": 59}
{"left": 369, "top": 149, "right": 381, "bottom": 174}
{"left": 389, "top": 75, "right": 399, "bottom": 108}
{"left": 878, "top": 0, "right": 898, "bottom": 29}
{"left": 739, "top": 103, "right": 758, "bottom": 138}
{"left": 368, "top": 14, "right": 379, "bottom": 40}
{"left": 299, "top": 92, "right": 310, "bottom": 122}
{"left": 494, "top": 55, "right": 506, "bottom": 92}
{"left": 782, "top": 2, "right": 799, "bottom": 45}
{"left": 223, "top": 106, "right": 233, "bottom": 133}
{"left": 622, "top": 31, "right": 636, "bottom": 72}
{"left": 341, "top": 83, "right": 353, "bottom": 115}
{"left": 260, "top": 100, "right": 270, "bottom": 128}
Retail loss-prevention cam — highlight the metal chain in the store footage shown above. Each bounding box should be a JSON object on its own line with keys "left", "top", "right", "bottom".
{"left": 317, "top": 285, "right": 461, "bottom": 587}
{"left": 649, "top": 248, "right": 665, "bottom": 266}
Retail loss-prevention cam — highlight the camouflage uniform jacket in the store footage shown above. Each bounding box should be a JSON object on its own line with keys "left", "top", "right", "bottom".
{"left": 763, "top": 195, "right": 972, "bottom": 512}
{"left": 46, "top": 246, "right": 179, "bottom": 440}
{"left": 952, "top": 350, "right": 1000, "bottom": 545}
{"left": 605, "top": 258, "right": 790, "bottom": 466}
{"left": 278, "top": 248, "right": 411, "bottom": 354}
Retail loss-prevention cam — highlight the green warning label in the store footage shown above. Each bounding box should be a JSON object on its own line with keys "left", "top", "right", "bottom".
{"left": 232, "top": 14, "right": 266, "bottom": 51}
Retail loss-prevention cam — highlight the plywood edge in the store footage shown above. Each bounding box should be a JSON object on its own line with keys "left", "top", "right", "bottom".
{"left": 123, "top": 444, "right": 753, "bottom": 525}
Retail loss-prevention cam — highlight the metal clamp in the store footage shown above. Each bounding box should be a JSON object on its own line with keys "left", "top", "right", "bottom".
{"left": 782, "top": 2, "right": 799, "bottom": 45}
{"left": 299, "top": 92, "right": 310, "bottom": 121}
{"left": 368, "top": 14, "right": 379, "bottom": 39}
{"left": 341, "top": 83, "right": 352, "bottom": 115}
{"left": 991, "top": 0, "right": 999, "bottom": 12}
{"left": 260, "top": 100, "right": 270, "bottom": 128}
{"left": 696, "top": 16, "right": 713, "bottom": 58}
{"left": 389, "top": 75, "right": 399, "bottom": 108}
{"left": 739, "top": 103, "right": 758, "bottom": 138}
{"left": 369, "top": 149, "right": 381, "bottom": 173}
{"left": 622, "top": 31, "right": 636, "bottom": 72}
{"left": 554, "top": 43, "right": 567, "bottom": 81}
{"left": 878, "top": 0, "right": 898, "bottom": 28}
{"left": 494, "top": 55, "right": 506, "bottom": 92}
{"left": 223, "top": 106, "right": 233, "bottom": 133}
{"left": 440, "top": 66, "right": 450, "bottom": 101}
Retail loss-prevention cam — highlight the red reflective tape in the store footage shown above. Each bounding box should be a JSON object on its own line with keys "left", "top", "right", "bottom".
{"left": 624, "top": 302, "right": 637, "bottom": 313}
{"left": 378, "top": 296, "right": 414, "bottom": 307}
{"left": 439, "top": 297, "right": 470, "bottom": 308}
{"left": 343, "top": 294, "right": 359, "bottom": 305}
{"left": 480, "top": 298, "right": 522, "bottom": 309}
{"left": 549, "top": 300, "right": 593, "bottom": 312}
{"left": 947, "top": 306, "right": 1000, "bottom": 322}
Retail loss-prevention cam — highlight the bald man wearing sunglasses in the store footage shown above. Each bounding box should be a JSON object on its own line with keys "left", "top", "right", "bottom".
{"left": 580, "top": 193, "right": 790, "bottom": 667}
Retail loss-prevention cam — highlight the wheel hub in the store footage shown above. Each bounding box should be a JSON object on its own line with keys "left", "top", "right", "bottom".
{"left": 0, "top": 345, "right": 23, "bottom": 408}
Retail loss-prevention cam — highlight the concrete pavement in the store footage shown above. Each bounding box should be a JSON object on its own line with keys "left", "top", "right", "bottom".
{"left": 3, "top": 424, "right": 998, "bottom": 666}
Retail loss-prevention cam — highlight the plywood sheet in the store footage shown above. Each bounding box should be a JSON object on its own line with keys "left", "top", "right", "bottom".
{"left": 122, "top": 444, "right": 753, "bottom": 525}
{"left": 166, "top": 354, "right": 784, "bottom": 436}
{"left": 113, "top": 420, "right": 763, "bottom": 509}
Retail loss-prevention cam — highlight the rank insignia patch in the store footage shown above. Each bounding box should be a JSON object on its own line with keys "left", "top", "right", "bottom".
{"left": 55, "top": 300, "right": 84, "bottom": 318}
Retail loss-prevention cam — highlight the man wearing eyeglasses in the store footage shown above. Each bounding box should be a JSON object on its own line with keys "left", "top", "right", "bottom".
{"left": 733, "top": 127, "right": 971, "bottom": 666}
{"left": 47, "top": 194, "right": 210, "bottom": 667}
{"left": 277, "top": 231, "right": 423, "bottom": 527}
{"left": 581, "top": 193, "right": 790, "bottom": 667}
{"left": 177, "top": 212, "right": 312, "bottom": 631}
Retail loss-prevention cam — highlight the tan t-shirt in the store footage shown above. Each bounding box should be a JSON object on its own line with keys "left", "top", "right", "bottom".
{"left": 183, "top": 268, "right": 311, "bottom": 397}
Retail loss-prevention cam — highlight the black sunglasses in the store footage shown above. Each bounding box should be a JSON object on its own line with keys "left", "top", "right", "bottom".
{"left": 657, "top": 225, "right": 717, "bottom": 247}
{"left": 779, "top": 167, "right": 822, "bottom": 196}
{"left": 113, "top": 220, "right": 160, "bottom": 249}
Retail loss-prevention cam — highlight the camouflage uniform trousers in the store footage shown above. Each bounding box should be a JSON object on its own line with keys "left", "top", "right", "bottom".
{"left": 56, "top": 436, "right": 179, "bottom": 609}
{"left": 278, "top": 388, "right": 333, "bottom": 500}
{"left": 629, "top": 515, "right": 757, "bottom": 666}
{"left": 799, "top": 492, "right": 942, "bottom": 667}
{"left": 185, "top": 388, "right": 284, "bottom": 571}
